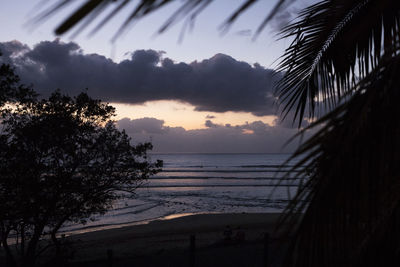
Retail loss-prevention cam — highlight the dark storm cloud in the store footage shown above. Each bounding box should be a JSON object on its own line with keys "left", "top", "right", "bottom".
{"left": 0, "top": 41, "right": 30, "bottom": 60}
{"left": 0, "top": 40, "right": 283, "bottom": 117}
{"left": 116, "top": 117, "right": 309, "bottom": 153}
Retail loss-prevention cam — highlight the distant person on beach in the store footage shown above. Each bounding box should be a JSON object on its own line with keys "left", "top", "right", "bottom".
{"left": 223, "top": 225, "right": 233, "bottom": 242}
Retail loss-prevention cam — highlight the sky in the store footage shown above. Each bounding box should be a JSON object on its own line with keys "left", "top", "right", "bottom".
{"left": 0, "top": 0, "right": 311, "bottom": 153}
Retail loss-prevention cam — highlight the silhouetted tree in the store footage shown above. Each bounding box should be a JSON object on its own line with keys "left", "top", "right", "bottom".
{"left": 0, "top": 91, "right": 162, "bottom": 267}
{"left": 0, "top": 52, "right": 36, "bottom": 106}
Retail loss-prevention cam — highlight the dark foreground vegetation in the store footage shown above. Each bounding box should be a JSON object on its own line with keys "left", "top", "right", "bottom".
{"left": 0, "top": 58, "right": 162, "bottom": 266}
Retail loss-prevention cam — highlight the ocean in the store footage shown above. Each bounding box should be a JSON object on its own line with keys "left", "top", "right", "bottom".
{"left": 62, "top": 153, "right": 301, "bottom": 234}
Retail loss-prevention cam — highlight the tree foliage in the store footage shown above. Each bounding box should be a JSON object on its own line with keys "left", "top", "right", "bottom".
{"left": 0, "top": 52, "right": 36, "bottom": 106}
{"left": 0, "top": 91, "right": 162, "bottom": 266}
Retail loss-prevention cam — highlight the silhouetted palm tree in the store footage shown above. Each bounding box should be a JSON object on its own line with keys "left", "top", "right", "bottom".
{"left": 34, "top": 0, "right": 400, "bottom": 265}
{"left": 275, "top": 1, "right": 400, "bottom": 266}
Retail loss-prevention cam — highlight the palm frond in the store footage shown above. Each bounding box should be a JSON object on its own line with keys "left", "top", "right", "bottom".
{"left": 278, "top": 51, "right": 400, "bottom": 266}
{"left": 32, "top": 0, "right": 292, "bottom": 40}
{"left": 277, "top": 0, "right": 400, "bottom": 126}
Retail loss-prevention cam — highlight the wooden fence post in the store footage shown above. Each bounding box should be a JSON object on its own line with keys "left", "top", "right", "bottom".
{"left": 190, "top": 234, "right": 196, "bottom": 267}
{"left": 107, "top": 248, "right": 113, "bottom": 267}
{"left": 264, "top": 232, "right": 269, "bottom": 267}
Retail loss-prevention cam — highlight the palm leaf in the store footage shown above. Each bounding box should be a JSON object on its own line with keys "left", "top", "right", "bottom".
{"left": 277, "top": 0, "right": 400, "bottom": 126}
{"left": 278, "top": 51, "right": 400, "bottom": 266}
{"left": 32, "top": 0, "right": 292, "bottom": 39}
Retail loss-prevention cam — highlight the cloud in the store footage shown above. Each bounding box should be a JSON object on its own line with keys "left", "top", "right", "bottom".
{"left": 205, "top": 120, "right": 218, "bottom": 128}
{"left": 117, "top": 117, "right": 167, "bottom": 134}
{"left": 235, "top": 29, "right": 252, "bottom": 36}
{"left": 0, "top": 40, "right": 283, "bottom": 117}
{"left": 273, "top": 115, "right": 310, "bottom": 129}
{"left": 270, "top": 7, "right": 300, "bottom": 31}
{"left": 0, "top": 40, "right": 30, "bottom": 60}
{"left": 116, "top": 117, "right": 310, "bottom": 153}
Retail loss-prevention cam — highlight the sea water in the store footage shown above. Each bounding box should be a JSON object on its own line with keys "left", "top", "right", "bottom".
{"left": 61, "top": 153, "right": 302, "bottom": 233}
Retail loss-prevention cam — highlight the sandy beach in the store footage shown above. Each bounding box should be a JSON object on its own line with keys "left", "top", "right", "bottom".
{"left": 61, "top": 212, "right": 287, "bottom": 266}
{"left": 0, "top": 213, "right": 288, "bottom": 266}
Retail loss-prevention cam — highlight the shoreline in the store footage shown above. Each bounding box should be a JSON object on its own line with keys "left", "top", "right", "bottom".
{"left": 60, "top": 212, "right": 215, "bottom": 237}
